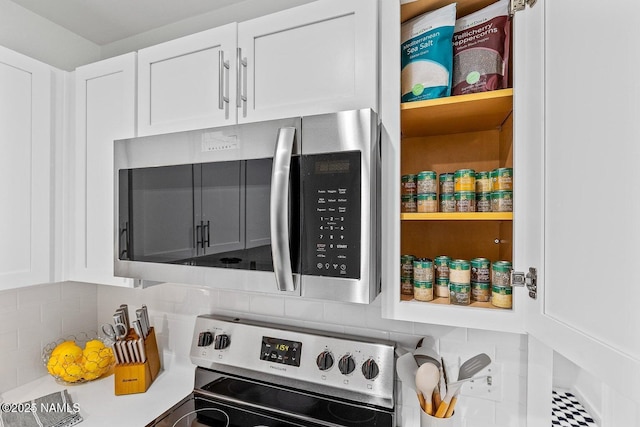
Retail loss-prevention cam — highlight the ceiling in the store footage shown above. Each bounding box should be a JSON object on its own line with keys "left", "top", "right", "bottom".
{"left": 8, "top": 0, "right": 249, "bottom": 45}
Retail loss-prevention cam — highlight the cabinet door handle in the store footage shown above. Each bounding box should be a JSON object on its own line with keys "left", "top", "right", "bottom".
{"left": 218, "top": 50, "right": 230, "bottom": 110}
{"left": 203, "top": 220, "right": 210, "bottom": 248}
{"left": 270, "top": 127, "right": 298, "bottom": 293}
{"left": 236, "top": 47, "right": 247, "bottom": 115}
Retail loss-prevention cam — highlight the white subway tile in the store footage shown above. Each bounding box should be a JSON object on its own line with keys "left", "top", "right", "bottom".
{"left": 412, "top": 322, "right": 468, "bottom": 343}
{"left": 322, "top": 302, "right": 367, "bottom": 328}
{"left": 494, "top": 402, "right": 526, "bottom": 427}
{"left": 17, "top": 283, "right": 61, "bottom": 307}
{"left": 0, "top": 290, "right": 17, "bottom": 312}
{"left": 284, "top": 298, "right": 324, "bottom": 322}
{"left": 457, "top": 396, "right": 496, "bottom": 424}
{"left": 0, "top": 364, "right": 18, "bottom": 394}
{"left": 0, "top": 331, "right": 18, "bottom": 351}
{"left": 215, "top": 290, "right": 251, "bottom": 312}
{"left": 61, "top": 281, "right": 97, "bottom": 301}
{"left": 249, "top": 294, "right": 285, "bottom": 317}
{"left": 343, "top": 325, "right": 390, "bottom": 341}
{"left": 467, "top": 328, "right": 526, "bottom": 350}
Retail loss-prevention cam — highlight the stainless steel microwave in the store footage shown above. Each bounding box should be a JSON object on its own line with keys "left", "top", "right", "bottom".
{"left": 114, "top": 109, "right": 380, "bottom": 304}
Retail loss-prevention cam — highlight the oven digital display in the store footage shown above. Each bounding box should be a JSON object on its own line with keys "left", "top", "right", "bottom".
{"left": 260, "top": 336, "right": 302, "bottom": 367}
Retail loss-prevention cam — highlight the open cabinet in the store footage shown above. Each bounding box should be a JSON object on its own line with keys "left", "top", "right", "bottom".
{"left": 382, "top": 0, "right": 525, "bottom": 333}
{"left": 382, "top": 0, "right": 640, "bottom": 424}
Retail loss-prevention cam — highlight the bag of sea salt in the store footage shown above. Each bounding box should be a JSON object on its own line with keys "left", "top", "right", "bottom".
{"left": 452, "top": 0, "right": 510, "bottom": 95}
{"left": 401, "top": 3, "right": 457, "bottom": 102}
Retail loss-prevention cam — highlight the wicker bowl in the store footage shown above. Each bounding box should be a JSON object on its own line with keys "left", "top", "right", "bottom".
{"left": 42, "top": 331, "right": 115, "bottom": 385}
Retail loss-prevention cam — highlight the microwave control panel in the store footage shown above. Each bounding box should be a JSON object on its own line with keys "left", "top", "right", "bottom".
{"left": 301, "top": 151, "right": 361, "bottom": 279}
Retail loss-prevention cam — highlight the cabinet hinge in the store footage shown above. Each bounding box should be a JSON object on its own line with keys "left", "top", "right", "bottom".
{"left": 509, "top": 0, "right": 537, "bottom": 17}
{"left": 511, "top": 267, "right": 537, "bottom": 299}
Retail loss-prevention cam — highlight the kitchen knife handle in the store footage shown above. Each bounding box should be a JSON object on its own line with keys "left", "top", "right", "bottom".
{"left": 218, "top": 50, "right": 230, "bottom": 110}
{"left": 270, "top": 127, "right": 298, "bottom": 293}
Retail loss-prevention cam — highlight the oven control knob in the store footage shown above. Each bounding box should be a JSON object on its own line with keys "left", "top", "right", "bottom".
{"left": 361, "top": 358, "right": 380, "bottom": 380}
{"left": 338, "top": 354, "right": 356, "bottom": 375}
{"left": 316, "top": 351, "right": 334, "bottom": 371}
{"left": 197, "top": 331, "right": 213, "bottom": 347}
{"left": 214, "top": 334, "right": 230, "bottom": 350}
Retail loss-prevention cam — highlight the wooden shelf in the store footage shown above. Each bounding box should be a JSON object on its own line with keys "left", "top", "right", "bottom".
{"left": 401, "top": 212, "right": 513, "bottom": 221}
{"left": 401, "top": 0, "right": 498, "bottom": 22}
{"left": 401, "top": 89, "right": 513, "bottom": 137}
{"left": 400, "top": 295, "right": 509, "bottom": 310}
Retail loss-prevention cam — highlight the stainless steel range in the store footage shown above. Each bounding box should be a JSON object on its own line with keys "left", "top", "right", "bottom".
{"left": 147, "top": 315, "right": 396, "bottom": 427}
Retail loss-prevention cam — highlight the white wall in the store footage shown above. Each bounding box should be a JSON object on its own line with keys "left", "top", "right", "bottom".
{"left": 0, "top": 0, "right": 100, "bottom": 70}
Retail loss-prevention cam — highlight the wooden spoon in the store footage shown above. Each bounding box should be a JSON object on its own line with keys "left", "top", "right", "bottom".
{"left": 415, "top": 362, "right": 440, "bottom": 415}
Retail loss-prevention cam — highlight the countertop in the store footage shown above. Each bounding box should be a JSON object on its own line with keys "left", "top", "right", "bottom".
{"left": 0, "top": 352, "right": 195, "bottom": 427}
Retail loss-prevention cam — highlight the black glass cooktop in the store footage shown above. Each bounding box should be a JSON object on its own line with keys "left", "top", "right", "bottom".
{"left": 196, "top": 377, "right": 393, "bottom": 427}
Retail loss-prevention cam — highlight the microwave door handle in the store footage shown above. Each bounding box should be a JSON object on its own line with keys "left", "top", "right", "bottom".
{"left": 270, "top": 127, "right": 297, "bottom": 292}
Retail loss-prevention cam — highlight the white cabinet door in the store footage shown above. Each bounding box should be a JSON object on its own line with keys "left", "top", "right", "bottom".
{"left": 237, "top": 0, "right": 377, "bottom": 123}
{"left": 137, "top": 23, "right": 237, "bottom": 136}
{"left": 515, "top": 0, "right": 640, "bottom": 410}
{"left": 0, "top": 46, "right": 52, "bottom": 290}
{"left": 72, "top": 53, "right": 136, "bottom": 287}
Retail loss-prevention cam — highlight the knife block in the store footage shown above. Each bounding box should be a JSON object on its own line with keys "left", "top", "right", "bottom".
{"left": 114, "top": 327, "right": 161, "bottom": 395}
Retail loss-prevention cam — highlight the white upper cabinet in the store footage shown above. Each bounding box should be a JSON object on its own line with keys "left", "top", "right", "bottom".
{"left": 0, "top": 46, "right": 53, "bottom": 290}
{"left": 516, "top": 0, "right": 640, "bottom": 409}
{"left": 137, "top": 23, "right": 237, "bottom": 136}
{"left": 71, "top": 53, "right": 136, "bottom": 286}
{"left": 237, "top": 0, "right": 377, "bottom": 123}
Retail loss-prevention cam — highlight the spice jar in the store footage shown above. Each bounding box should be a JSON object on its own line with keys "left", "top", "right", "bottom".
{"left": 417, "top": 193, "right": 438, "bottom": 213}
{"left": 417, "top": 171, "right": 437, "bottom": 194}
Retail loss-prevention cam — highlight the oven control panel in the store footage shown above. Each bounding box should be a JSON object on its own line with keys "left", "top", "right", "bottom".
{"left": 190, "top": 315, "right": 395, "bottom": 407}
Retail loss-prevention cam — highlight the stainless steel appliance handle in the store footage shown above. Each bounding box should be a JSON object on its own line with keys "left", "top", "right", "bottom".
{"left": 270, "top": 127, "right": 297, "bottom": 292}
{"left": 218, "top": 50, "right": 229, "bottom": 110}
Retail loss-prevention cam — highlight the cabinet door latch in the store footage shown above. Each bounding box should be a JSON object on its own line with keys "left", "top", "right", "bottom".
{"left": 511, "top": 267, "right": 537, "bottom": 299}
{"left": 509, "top": 0, "right": 537, "bottom": 17}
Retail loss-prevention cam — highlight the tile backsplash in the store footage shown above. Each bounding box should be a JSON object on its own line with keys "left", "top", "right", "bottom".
{"left": 0, "top": 282, "right": 98, "bottom": 392}
{"left": 0, "top": 281, "right": 527, "bottom": 426}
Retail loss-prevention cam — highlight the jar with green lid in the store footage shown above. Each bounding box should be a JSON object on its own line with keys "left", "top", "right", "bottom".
{"left": 491, "top": 285, "right": 512, "bottom": 308}
{"left": 435, "top": 278, "right": 450, "bottom": 298}
{"left": 454, "top": 191, "right": 476, "bottom": 212}
{"left": 401, "top": 174, "right": 417, "bottom": 195}
{"left": 492, "top": 261, "right": 512, "bottom": 286}
{"left": 417, "top": 171, "right": 437, "bottom": 194}
{"left": 434, "top": 256, "right": 451, "bottom": 279}
{"left": 417, "top": 193, "right": 438, "bottom": 213}
{"left": 449, "top": 283, "right": 470, "bottom": 305}
{"left": 476, "top": 192, "right": 492, "bottom": 212}
{"left": 401, "top": 195, "right": 417, "bottom": 213}
{"left": 491, "top": 190, "right": 513, "bottom": 212}
{"left": 401, "top": 277, "right": 414, "bottom": 296}
{"left": 475, "top": 171, "right": 492, "bottom": 193}
{"left": 439, "top": 173, "right": 455, "bottom": 195}
{"left": 449, "top": 259, "right": 470, "bottom": 284}
{"left": 454, "top": 169, "right": 476, "bottom": 192}
{"left": 413, "top": 258, "right": 434, "bottom": 282}
{"left": 471, "top": 258, "right": 491, "bottom": 283}
{"left": 401, "top": 255, "right": 416, "bottom": 278}
{"left": 491, "top": 168, "right": 513, "bottom": 191}
{"left": 440, "top": 193, "right": 456, "bottom": 213}
{"left": 471, "top": 282, "right": 491, "bottom": 302}
{"left": 414, "top": 281, "right": 434, "bottom": 302}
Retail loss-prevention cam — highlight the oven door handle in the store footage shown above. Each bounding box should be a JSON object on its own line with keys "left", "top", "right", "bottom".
{"left": 270, "top": 127, "right": 298, "bottom": 292}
